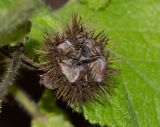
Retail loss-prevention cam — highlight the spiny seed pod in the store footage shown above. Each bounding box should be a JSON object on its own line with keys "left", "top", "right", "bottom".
{"left": 39, "top": 13, "right": 116, "bottom": 105}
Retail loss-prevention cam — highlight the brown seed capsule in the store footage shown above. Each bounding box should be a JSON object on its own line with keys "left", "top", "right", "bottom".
{"left": 39, "top": 13, "right": 116, "bottom": 105}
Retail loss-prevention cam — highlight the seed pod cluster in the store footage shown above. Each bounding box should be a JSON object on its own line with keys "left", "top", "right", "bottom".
{"left": 39, "top": 13, "right": 116, "bottom": 105}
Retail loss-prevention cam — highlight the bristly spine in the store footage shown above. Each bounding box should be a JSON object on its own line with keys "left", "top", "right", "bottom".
{"left": 39, "top": 13, "right": 116, "bottom": 106}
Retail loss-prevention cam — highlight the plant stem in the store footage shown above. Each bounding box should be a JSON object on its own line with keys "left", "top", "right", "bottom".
{"left": 10, "top": 86, "right": 47, "bottom": 126}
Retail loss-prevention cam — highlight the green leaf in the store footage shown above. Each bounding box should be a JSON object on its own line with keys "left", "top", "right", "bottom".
{"left": 80, "top": 0, "right": 110, "bottom": 11}
{"left": 0, "top": 0, "right": 41, "bottom": 45}
{"left": 26, "top": 7, "right": 63, "bottom": 56}
{"left": 29, "top": 7, "right": 62, "bottom": 41}
{"left": 32, "top": 90, "right": 73, "bottom": 127}
{"left": 32, "top": 113, "right": 73, "bottom": 127}
{"left": 46, "top": 0, "right": 160, "bottom": 126}
{"left": 0, "top": 0, "right": 14, "bottom": 10}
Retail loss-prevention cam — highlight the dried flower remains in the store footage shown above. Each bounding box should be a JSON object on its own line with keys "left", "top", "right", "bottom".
{"left": 39, "top": 13, "right": 116, "bottom": 105}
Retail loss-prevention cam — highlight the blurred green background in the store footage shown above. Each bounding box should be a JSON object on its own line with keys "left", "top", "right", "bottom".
{"left": 0, "top": 0, "right": 160, "bottom": 127}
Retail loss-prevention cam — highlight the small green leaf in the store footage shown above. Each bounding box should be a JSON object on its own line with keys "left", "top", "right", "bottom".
{"left": 0, "top": 0, "right": 41, "bottom": 45}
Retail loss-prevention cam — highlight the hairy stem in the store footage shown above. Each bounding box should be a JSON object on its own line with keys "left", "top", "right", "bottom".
{"left": 0, "top": 43, "right": 23, "bottom": 112}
